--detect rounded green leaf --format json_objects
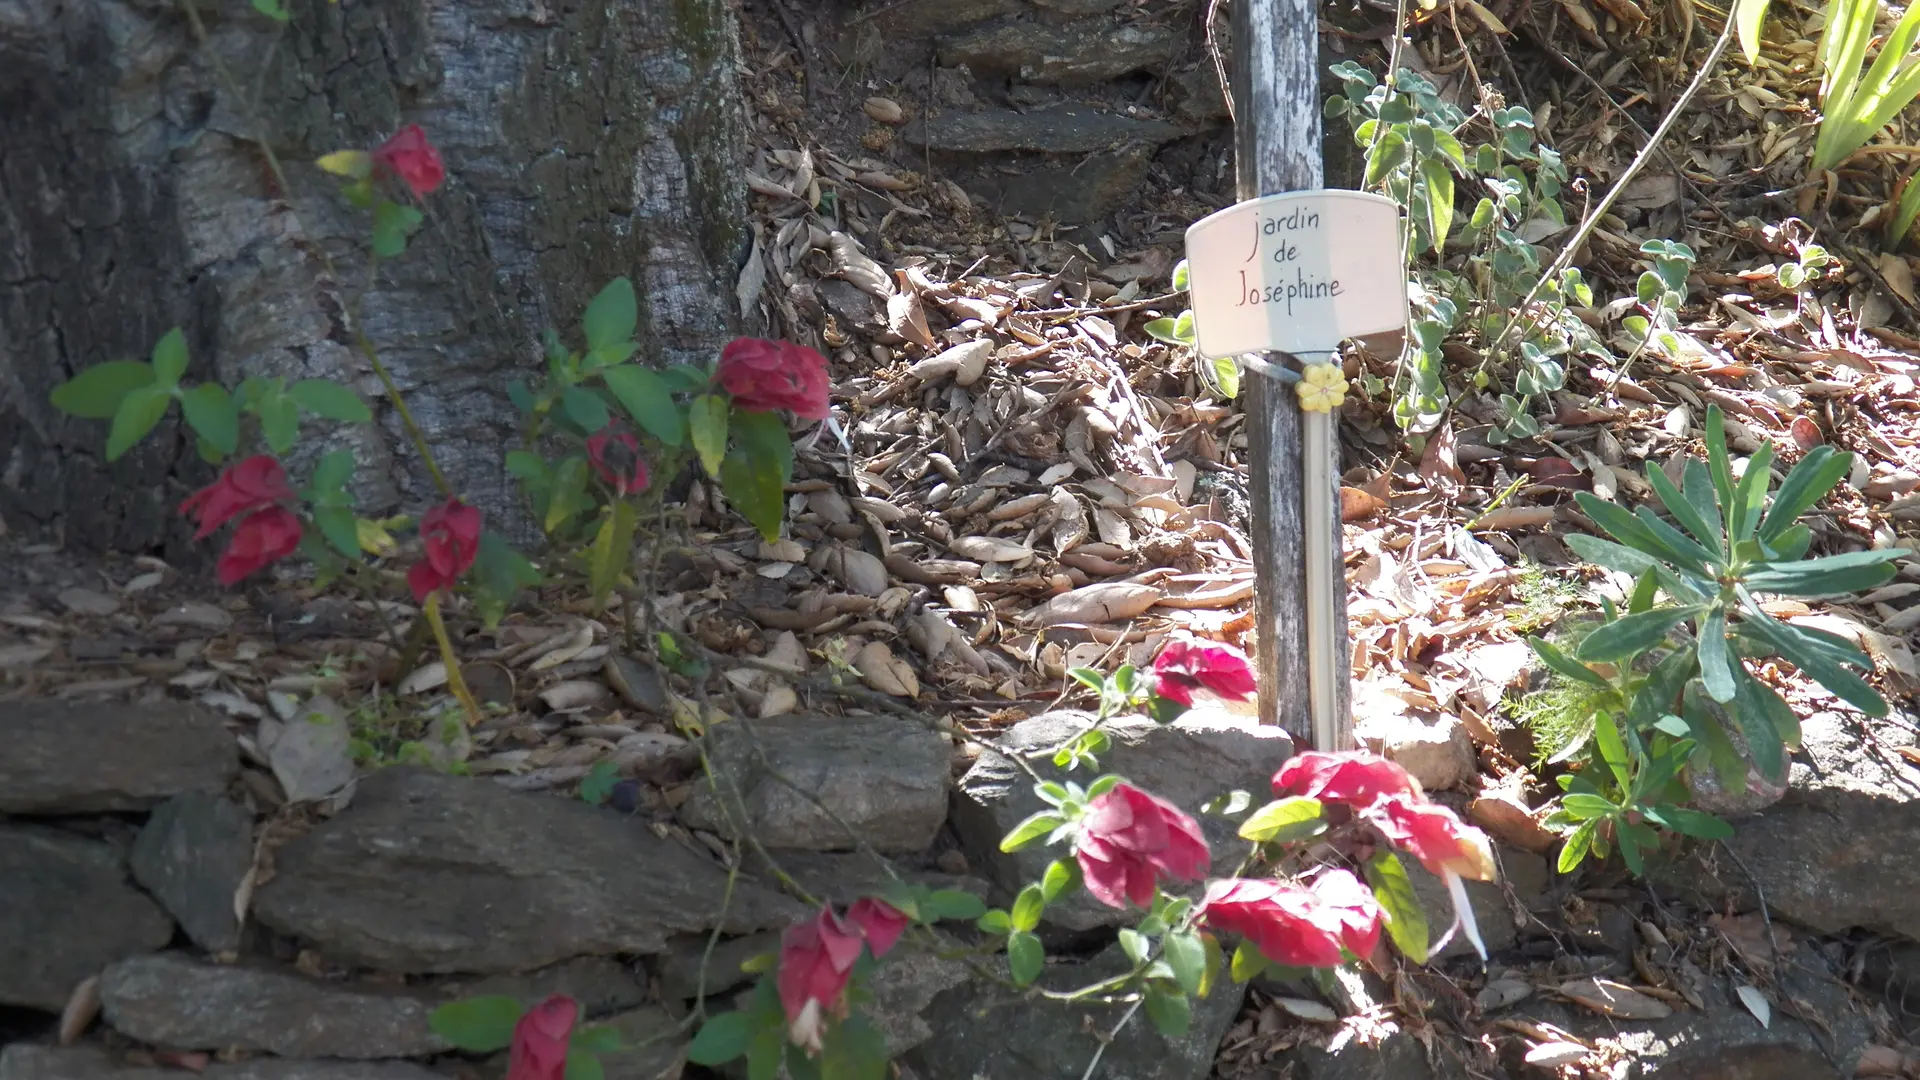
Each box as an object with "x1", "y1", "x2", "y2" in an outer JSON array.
[
  {"x1": 687, "y1": 1010, "x2": 756, "y2": 1066},
  {"x1": 583, "y1": 278, "x2": 638, "y2": 352},
  {"x1": 1164, "y1": 928, "x2": 1207, "y2": 996},
  {"x1": 999, "y1": 810, "x2": 1065, "y2": 853},
  {"x1": 688, "y1": 394, "x2": 729, "y2": 479},
  {"x1": 1143, "y1": 984, "x2": 1192, "y2": 1038},
  {"x1": 427, "y1": 996, "x2": 524, "y2": 1052},
  {"x1": 924, "y1": 889, "x2": 987, "y2": 922},
  {"x1": 720, "y1": 444, "x2": 786, "y2": 544},
  {"x1": 1007, "y1": 930, "x2": 1044, "y2": 986},
  {"x1": 289, "y1": 380, "x2": 374, "y2": 423},
  {"x1": 150, "y1": 328, "x2": 190, "y2": 386},
  {"x1": 1237, "y1": 796, "x2": 1326, "y2": 843},
  {"x1": 180, "y1": 383, "x2": 239, "y2": 455},
  {"x1": 371, "y1": 200, "x2": 425, "y2": 258},
  {"x1": 1010, "y1": 884, "x2": 1046, "y2": 933},
  {"x1": 51, "y1": 361, "x2": 156, "y2": 419},
  {"x1": 1575, "y1": 606, "x2": 1702, "y2": 663},
  {"x1": 601, "y1": 365, "x2": 686, "y2": 446},
  {"x1": 105, "y1": 384, "x2": 173, "y2": 462},
  {"x1": 1363, "y1": 850, "x2": 1428, "y2": 963},
  {"x1": 561, "y1": 385, "x2": 611, "y2": 434}
]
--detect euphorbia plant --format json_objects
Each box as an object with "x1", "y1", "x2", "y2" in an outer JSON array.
[{"x1": 684, "y1": 639, "x2": 1499, "y2": 1080}]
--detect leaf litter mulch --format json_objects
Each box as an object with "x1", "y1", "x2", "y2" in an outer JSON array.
[{"x1": 10, "y1": 0, "x2": 1920, "y2": 1073}]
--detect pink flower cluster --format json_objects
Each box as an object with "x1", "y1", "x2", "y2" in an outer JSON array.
[{"x1": 777, "y1": 898, "x2": 909, "y2": 1056}]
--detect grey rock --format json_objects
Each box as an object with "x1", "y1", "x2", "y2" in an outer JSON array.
[
  {"x1": 856, "y1": 0, "x2": 1023, "y2": 40},
  {"x1": 0, "y1": 826, "x2": 174, "y2": 1010},
  {"x1": 658, "y1": 931, "x2": 781, "y2": 1002},
  {"x1": 1354, "y1": 712, "x2": 1477, "y2": 793},
  {"x1": 905, "y1": 106, "x2": 1182, "y2": 155},
  {"x1": 98, "y1": 953, "x2": 446, "y2": 1059},
  {"x1": 680, "y1": 716, "x2": 951, "y2": 854},
  {"x1": 1030, "y1": 0, "x2": 1128, "y2": 11},
  {"x1": 605, "y1": 654, "x2": 671, "y2": 714},
  {"x1": 1678, "y1": 712, "x2": 1920, "y2": 942},
  {"x1": 580, "y1": 1007, "x2": 686, "y2": 1080},
  {"x1": 253, "y1": 767, "x2": 804, "y2": 973},
  {"x1": 1404, "y1": 859, "x2": 1519, "y2": 961},
  {"x1": 938, "y1": 22, "x2": 1182, "y2": 84},
  {"x1": 952, "y1": 711, "x2": 1294, "y2": 931},
  {"x1": 128, "y1": 792, "x2": 254, "y2": 955},
  {"x1": 903, "y1": 944, "x2": 1245, "y2": 1080},
  {"x1": 0, "y1": 1047, "x2": 445, "y2": 1080},
  {"x1": 441, "y1": 957, "x2": 648, "y2": 1018},
  {"x1": 0, "y1": 701, "x2": 236, "y2": 814},
  {"x1": 1167, "y1": 67, "x2": 1231, "y2": 125},
  {"x1": 863, "y1": 939, "x2": 975, "y2": 1057},
  {"x1": 740, "y1": 849, "x2": 993, "y2": 910},
  {"x1": 1283, "y1": 1028, "x2": 1466, "y2": 1080}
]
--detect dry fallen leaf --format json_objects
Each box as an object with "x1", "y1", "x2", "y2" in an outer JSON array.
[
  {"x1": 1022, "y1": 582, "x2": 1161, "y2": 627},
  {"x1": 853, "y1": 641, "x2": 919, "y2": 698},
  {"x1": 1558, "y1": 978, "x2": 1671, "y2": 1019}
]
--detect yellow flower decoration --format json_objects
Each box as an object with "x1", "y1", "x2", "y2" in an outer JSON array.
[{"x1": 1296, "y1": 363, "x2": 1349, "y2": 413}]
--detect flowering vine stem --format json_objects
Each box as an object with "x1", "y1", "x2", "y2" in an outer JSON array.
[{"x1": 421, "y1": 593, "x2": 482, "y2": 725}]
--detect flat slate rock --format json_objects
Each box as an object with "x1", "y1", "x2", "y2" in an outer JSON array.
[
  {"x1": 0, "y1": 826, "x2": 174, "y2": 1011},
  {"x1": 253, "y1": 767, "x2": 805, "y2": 973},
  {"x1": 0, "y1": 1046, "x2": 443, "y2": 1080},
  {"x1": 438, "y1": 957, "x2": 647, "y2": 1018},
  {"x1": 98, "y1": 953, "x2": 447, "y2": 1059},
  {"x1": 679, "y1": 715, "x2": 950, "y2": 854},
  {"x1": 0, "y1": 700, "x2": 236, "y2": 814},
  {"x1": 938, "y1": 22, "x2": 1181, "y2": 84},
  {"x1": 128, "y1": 792, "x2": 254, "y2": 955},
  {"x1": 904, "y1": 107, "x2": 1183, "y2": 155},
  {"x1": 953, "y1": 711, "x2": 1294, "y2": 931}
]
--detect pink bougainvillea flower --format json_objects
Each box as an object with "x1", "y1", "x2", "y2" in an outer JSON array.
[
  {"x1": 1271, "y1": 750, "x2": 1421, "y2": 810},
  {"x1": 504, "y1": 995, "x2": 577, "y2": 1080},
  {"x1": 215, "y1": 507, "x2": 303, "y2": 585},
  {"x1": 1074, "y1": 782, "x2": 1211, "y2": 910},
  {"x1": 586, "y1": 423, "x2": 649, "y2": 497},
  {"x1": 1307, "y1": 868, "x2": 1384, "y2": 960},
  {"x1": 180, "y1": 455, "x2": 293, "y2": 541},
  {"x1": 778, "y1": 907, "x2": 866, "y2": 1055},
  {"x1": 1367, "y1": 794, "x2": 1497, "y2": 960},
  {"x1": 406, "y1": 499, "x2": 482, "y2": 604},
  {"x1": 847, "y1": 897, "x2": 910, "y2": 959},
  {"x1": 716, "y1": 337, "x2": 832, "y2": 420},
  {"x1": 372, "y1": 124, "x2": 446, "y2": 197},
  {"x1": 1195, "y1": 878, "x2": 1347, "y2": 969},
  {"x1": 1151, "y1": 638, "x2": 1257, "y2": 706}
]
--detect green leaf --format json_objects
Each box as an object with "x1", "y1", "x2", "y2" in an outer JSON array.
[
  {"x1": 1229, "y1": 939, "x2": 1269, "y2": 983},
  {"x1": 471, "y1": 531, "x2": 542, "y2": 629},
  {"x1": 1000, "y1": 810, "x2": 1065, "y2": 853},
  {"x1": 1744, "y1": 549, "x2": 1902, "y2": 596},
  {"x1": 1595, "y1": 711, "x2": 1631, "y2": 791},
  {"x1": 251, "y1": 0, "x2": 291, "y2": 20},
  {"x1": 1172, "y1": 260, "x2": 1191, "y2": 291},
  {"x1": 977, "y1": 909, "x2": 1012, "y2": 935},
  {"x1": 427, "y1": 996, "x2": 525, "y2": 1052},
  {"x1": 1576, "y1": 606, "x2": 1703, "y2": 663},
  {"x1": 1735, "y1": 0, "x2": 1772, "y2": 63},
  {"x1": 924, "y1": 889, "x2": 988, "y2": 921},
  {"x1": 579, "y1": 760, "x2": 619, "y2": 806},
  {"x1": 721, "y1": 444, "x2": 787, "y2": 544},
  {"x1": 1558, "y1": 819, "x2": 1597, "y2": 873},
  {"x1": 259, "y1": 392, "x2": 300, "y2": 454},
  {"x1": 1647, "y1": 459, "x2": 1724, "y2": 556},
  {"x1": 1237, "y1": 796, "x2": 1327, "y2": 844},
  {"x1": 1738, "y1": 666, "x2": 1803, "y2": 750},
  {"x1": 1644, "y1": 804, "x2": 1735, "y2": 839},
  {"x1": 1143, "y1": 985, "x2": 1191, "y2": 1039},
  {"x1": 571, "y1": 1025, "x2": 623, "y2": 1054},
  {"x1": 372, "y1": 200, "x2": 425, "y2": 258},
  {"x1": 151, "y1": 328, "x2": 190, "y2": 387},
  {"x1": 105, "y1": 384, "x2": 173, "y2": 462},
  {"x1": 1143, "y1": 318, "x2": 1186, "y2": 346},
  {"x1": 746, "y1": 1026, "x2": 785, "y2": 1080},
  {"x1": 544, "y1": 457, "x2": 591, "y2": 534},
  {"x1": 1118, "y1": 927, "x2": 1149, "y2": 964},
  {"x1": 1704, "y1": 404, "x2": 1738, "y2": 524},
  {"x1": 1697, "y1": 606, "x2": 1738, "y2": 704},
  {"x1": 732, "y1": 408, "x2": 797, "y2": 488},
  {"x1": 1007, "y1": 931, "x2": 1044, "y2": 987},
  {"x1": 1633, "y1": 506, "x2": 1719, "y2": 571},
  {"x1": 180, "y1": 383, "x2": 239, "y2": 455},
  {"x1": 1164, "y1": 929, "x2": 1207, "y2": 996},
  {"x1": 689, "y1": 394, "x2": 729, "y2": 479},
  {"x1": 1199, "y1": 933, "x2": 1224, "y2": 999},
  {"x1": 564, "y1": 1050, "x2": 603, "y2": 1080},
  {"x1": 1525, "y1": 636, "x2": 1612, "y2": 689},
  {"x1": 1728, "y1": 442, "x2": 1776, "y2": 542},
  {"x1": 506, "y1": 450, "x2": 550, "y2": 485},
  {"x1": 312, "y1": 506, "x2": 361, "y2": 561},
  {"x1": 1563, "y1": 533, "x2": 1660, "y2": 578},
  {"x1": 1363, "y1": 850, "x2": 1428, "y2": 963},
  {"x1": 1572, "y1": 492, "x2": 1684, "y2": 564},
  {"x1": 51, "y1": 361, "x2": 156, "y2": 419},
  {"x1": 588, "y1": 501, "x2": 640, "y2": 611},
  {"x1": 1560, "y1": 793, "x2": 1617, "y2": 820},
  {"x1": 1011, "y1": 884, "x2": 1046, "y2": 933},
  {"x1": 583, "y1": 278, "x2": 638, "y2": 352},
  {"x1": 1420, "y1": 156, "x2": 1455, "y2": 251},
  {"x1": 1742, "y1": 611, "x2": 1888, "y2": 716},
  {"x1": 288, "y1": 380, "x2": 373, "y2": 423},
  {"x1": 1041, "y1": 860, "x2": 1075, "y2": 903},
  {"x1": 308, "y1": 450, "x2": 356, "y2": 495},
  {"x1": 560, "y1": 386, "x2": 611, "y2": 434},
  {"x1": 1761, "y1": 447, "x2": 1849, "y2": 541},
  {"x1": 1068, "y1": 667, "x2": 1107, "y2": 692},
  {"x1": 1364, "y1": 128, "x2": 1409, "y2": 188},
  {"x1": 1211, "y1": 355, "x2": 1241, "y2": 399},
  {"x1": 688, "y1": 1010, "x2": 755, "y2": 1065},
  {"x1": 602, "y1": 365, "x2": 687, "y2": 446}
]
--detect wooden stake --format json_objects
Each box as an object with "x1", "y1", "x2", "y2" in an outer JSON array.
[{"x1": 1232, "y1": 0, "x2": 1353, "y2": 751}]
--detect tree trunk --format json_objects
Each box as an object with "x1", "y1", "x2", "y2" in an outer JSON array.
[{"x1": 0, "y1": 0, "x2": 751, "y2": 558}]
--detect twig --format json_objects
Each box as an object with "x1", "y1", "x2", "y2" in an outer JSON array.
[
  {"x1": 1079, "y1": 998, "x2": 1145, "y2": 1080},
  {"x1": 1480, "y1": 8, "x2": 1738, "y2": 370}
]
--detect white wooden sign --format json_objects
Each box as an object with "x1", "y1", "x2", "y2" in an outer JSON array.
[{"x1": 1183, "y1": 190, "x2": 1407, "y2": 360}]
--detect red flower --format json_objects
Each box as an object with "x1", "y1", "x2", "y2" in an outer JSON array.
[
  {"x1": 1368, "y1": 794, "x2": 1496, "y2": 882},
  {"x1": 717, "y1": 337, "x2": 831, "y2": 420},
  {"x1": 586, "y1": 424, "x2": 649, "y2": 497},
  {"x1": 1195, "y1": 878, "x2": 1346, "y2": 969},
  {"x1": 216, "y1": 508, "x2": 303, "y2": 585},
  {"x1": 847, "y1": 897, "x2": 909, "y2": 959},
  {"x1": 180, "y1": 455, "x2": 293, "y2": 541},
  {"x1": 1074, "y1": 782, "x2": 1211, "y2": 910},
  {"x1": 505, "y1": 995, "x2": 576, "y2": 1080},
  {"x1": 373, "y1": 125, "x2": 446, "y2": 198},
  {"x1": 778, "y1": 907, "x2": 865, "y2": 1055},
  {"x1": 1272, "y1": 750, "x2": 1421, "y2": 811},
  {"x1": 406, "y1": 499, "x2": 482, "y2": 604},
  {"x1": 1308, "y1": 868, "x2": 1384, "y2": 960},
  {"x1": 1151, "y1": 638, "x2": 1257, "y2": 706}
]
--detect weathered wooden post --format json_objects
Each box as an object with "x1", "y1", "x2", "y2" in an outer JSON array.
[{"x1": 1182, "y1": 0, "x2": 1406, "y2": 751}]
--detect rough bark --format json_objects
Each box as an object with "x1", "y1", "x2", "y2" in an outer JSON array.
[{"x1": 0, "y1": 0, "x2": 750, "y2": 554}]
